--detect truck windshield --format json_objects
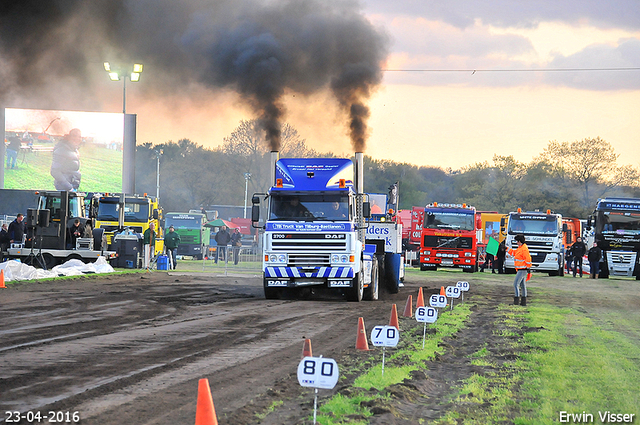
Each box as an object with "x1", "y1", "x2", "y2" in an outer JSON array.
[
  {"x1": 598, "y1": 211, "x2": 640, "y2": 235},
  {"x1": 270, "y1": 194, "x2": 349, "y2": 221},
  {"x1": 165, "y1": 215, "x2": 203, "y2": 228},
  {"x1": 423, "y1": 211, "x2": 474, "y2": 231},
  {"x1": 97, "y1": 200, "x2": 149, "y2": 222},
  {"x1": 508, "y1": 215, "x2": 558, "y2": 235}
]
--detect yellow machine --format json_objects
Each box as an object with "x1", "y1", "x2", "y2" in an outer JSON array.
[
  {"x1": 479, "y1": 212, "x2": 508, "y2": 244},
  {"x1": 94, "y1": 193, "x2": 164, "y2": 254}
]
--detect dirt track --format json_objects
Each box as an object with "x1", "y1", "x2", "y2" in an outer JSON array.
[{"x1": 1, "y1": 270, "x2": 637, "y2": 424}]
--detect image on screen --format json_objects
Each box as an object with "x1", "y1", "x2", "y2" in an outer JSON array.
[{"x1": 3, "y1": 107, "x2": 124, "y2": 192}]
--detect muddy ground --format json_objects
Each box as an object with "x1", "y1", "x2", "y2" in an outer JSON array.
[{"x1": 0, "y1": 269, "x2": 637, "y2": 424}]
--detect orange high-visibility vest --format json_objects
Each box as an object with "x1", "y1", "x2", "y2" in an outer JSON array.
[{"x1": 508, "y1": 244, "x2": 532, "y2": 270}]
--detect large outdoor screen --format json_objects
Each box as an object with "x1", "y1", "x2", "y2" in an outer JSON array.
[{"x1": 3, "y1": 107, "x2": 124, "y2": 192}]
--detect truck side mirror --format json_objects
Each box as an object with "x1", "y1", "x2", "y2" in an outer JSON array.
[
  {"x1": 562, "y1": 223, "x2": 568, "y2": 232},
  {"x1": 252, "y1": 205, "x2": 260, "y2": 222},
  {"x1": 363, "y1": 201, "x2": 371, "y2": 218},
  {"x1": 586, "y1": 217, "x2": 592, "y2": 230},
  {"x1": 153, "y1": 209, "x2": 159, "y2": 220}
]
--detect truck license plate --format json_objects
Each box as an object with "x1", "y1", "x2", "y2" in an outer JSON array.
[
  {"x1": 441, "y1": 260, "x2": 454, "y2": 266},
  {"x1": 329, "y1": 280, "x2": 351, "y2": 287}
]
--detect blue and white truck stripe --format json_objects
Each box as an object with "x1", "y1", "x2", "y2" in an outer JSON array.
[{"x1": 265, "y1": 266, "x2": 354, "y2": 278}]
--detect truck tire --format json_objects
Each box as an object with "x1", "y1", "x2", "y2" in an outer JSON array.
[
  {"x1": 42, "y1": 253, "x2": 58, "y2": 269},
  {"x1": 92, "y1": 228, "x2": 106, "y2": 251},
  {"x1": 364, "y1": 256, "x2": 379, "y2": 301},
  {"x1": 263, "y1": 278, "x2": 282, "y2": 300},
  {"x1": 346, "y1": 271, "x2": 363, "y2": 302}
]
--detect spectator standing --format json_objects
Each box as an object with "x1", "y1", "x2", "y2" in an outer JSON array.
[
  {"x1": 8, "y1": 214, "x2": 26, "y2": 245},
  {"x1": 588, "y1": 241, "x2": 603, "y2": 279},
  {"x1": 480, "y1": 252, "x2": 495, "y2": 273},
  {"x1": 507, "y1": 234, "x2": 532, "y2": 306},
  {"x1": 164, "y1": 225, "x2": 180, "y2": 269},
  {"x1": 571, "y1": 237, "x2": 587, "y2": 278},
  {"x1": 66, "y1": 219, "x2": 82, "y2": 249},
  {"x1": 143, "y1": 222, "x2": 156, "y2": 270},
  {"x1": 565, "y1": 244, "x2": 574, "y2": 274},
  {"x1": 495, "y1": 240, "x2": 506, "y2": 274},
  {"x1": 230, "y1": 228, "x2": 243, "y2": 265},
  {"x1": 6, "y1": 137, "x2": 21, "y2": 169},
  {"x1": 214, "y1": 225, "x2": 231, "y2": 263},
  {"x1": 1, "y1": 223, "x2": 10, "y2": 261}
]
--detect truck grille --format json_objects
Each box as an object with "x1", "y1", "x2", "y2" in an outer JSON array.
[
  {"x1": 269, "y1": 233, "x2": 347, "y2": 266},
  {"x1": 289, "y1": 253, "x2": 331, "y2": 266},
  {"x1": 423, "y1": 236, "x2": 473, "y2": 249},
  {"x1": 512, "y1": 240, "x2": 554, "y2": 252}
]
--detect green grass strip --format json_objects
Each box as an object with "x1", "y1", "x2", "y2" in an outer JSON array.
[
  {"x1": 436, "y1": 301, "x2": 640, "y2": 425},
  {"x1": 313, "y1": 303, "x2": 472, "y2": 424}
]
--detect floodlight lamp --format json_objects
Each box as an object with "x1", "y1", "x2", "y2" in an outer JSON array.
[
  {"x1": 130, "y1": 72, "x2": 140, "y2": 82},
  {"x1": 103, "y1": 62, "x2": 111, "y2": 72},
  {"x1": 108, "y1": 72, "x2": 121, "y2": 81},
  {"x1": 132, "y1": 63, "x2": 143, "y2": 73}
]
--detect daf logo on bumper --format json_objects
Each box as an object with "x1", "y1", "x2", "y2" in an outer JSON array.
[
  {"x1": 325, "y1": 234, "x2": 346, "y2": 239},
  {"x1": 267, "y1": 280, "x2": 289, "y2": 287}
]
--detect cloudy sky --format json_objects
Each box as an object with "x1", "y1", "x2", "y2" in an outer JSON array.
[
  {"x1": 2, "y1": 0, "x2": 639, "y2": 170},
  {"x1": 356, "y1": 0, "x2": 640, "y2": 169}
]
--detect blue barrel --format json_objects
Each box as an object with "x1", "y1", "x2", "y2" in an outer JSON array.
[{"x1": 157, "y1": 255, "x2": 169, "y2": 270}]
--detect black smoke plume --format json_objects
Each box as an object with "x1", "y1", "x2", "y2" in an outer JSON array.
[{"x1": 0, "y1": 0, "x2": 388, "y2": 151}]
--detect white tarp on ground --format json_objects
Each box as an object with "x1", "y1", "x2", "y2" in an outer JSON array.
[{"x1": 0, "y1": 256, "x2": 115, "y2": 281}]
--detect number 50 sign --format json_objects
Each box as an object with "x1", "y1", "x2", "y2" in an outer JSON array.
[{"x1": 297, "y1": 357, "x2": 339, "y2": 389}]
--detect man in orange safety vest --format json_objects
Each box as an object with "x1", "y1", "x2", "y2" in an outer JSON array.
[{"x1": 507, "y1": 234, "x2": 532, "y2": 306}]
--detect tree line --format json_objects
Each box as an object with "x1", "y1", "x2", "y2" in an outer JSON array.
[{"x1": 135, "y1": 120, "x2": 640, "y2": 219}]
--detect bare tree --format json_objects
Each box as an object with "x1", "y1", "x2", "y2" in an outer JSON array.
[{"x1": 539, "y1": 137, "x2": 639, "y2": 207}]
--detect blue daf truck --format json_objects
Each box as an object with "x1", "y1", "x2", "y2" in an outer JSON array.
[{"x1": 251, "y1": 153, "x2": 402, "y2": 301}]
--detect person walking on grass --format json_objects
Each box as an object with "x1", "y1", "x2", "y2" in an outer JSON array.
[{"x1": 507, "y1": 234, "x2": 532, "y2": 306}]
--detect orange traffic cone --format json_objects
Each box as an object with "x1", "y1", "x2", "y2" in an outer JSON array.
[
  {"x1": 302, "y1": 338, "x2": 313, "y2": 358},
  {"x1": 416, "y1": 287, "x2": 425, "y2": 307},
  {"x1": 389, "y1": 304, "x2": 399, "y2": 330},
  {"x1": 402, "y1": 295, "x2": 413, "y2": 317},
  {"x1": 440, "y1": 286, "x2": 448, "y2": 306},
  {"x1": 0, "y1": 270, "x2": 5, "y2": 289},
  {"x1": 195, "y1": 378, "x2": 218, "y2": 425},
  {"x1": 355, "y1": 317, "x2": 369, "y2": 351}
]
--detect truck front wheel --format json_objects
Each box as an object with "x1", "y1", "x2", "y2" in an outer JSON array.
[
  {"x1": 346, "y1": 272, "x2": 363, "y2": 302},
  {"x1": 364, "y1": 257, "x2": 379, "y2": 301},
  {"x1": 263, "y1": 279, "x2": 282, "y2": 300}
]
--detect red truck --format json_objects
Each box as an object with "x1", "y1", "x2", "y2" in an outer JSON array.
[{"x1": 419, "y1": 202, "x2": 480, "y2": 272}]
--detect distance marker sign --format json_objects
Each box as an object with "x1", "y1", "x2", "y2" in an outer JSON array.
[
  {"x1": 456, "y1": 281, "x2": 470, "y2": 291},
  {"x1": 370, "y1": 325, "x2": 399, "y2": 347},
  {"x1": 445, "y1": 286, "x2": 461, "y2": 298},
  {"x1": 429, "y1": 294, "x2": 447, "y2": 308},
  {"x1": 415, "y1": 306, "x2": 438, "y2": 323},
  {"x1": 297, "y1": 357, "x2": 339, "y2": 389}
]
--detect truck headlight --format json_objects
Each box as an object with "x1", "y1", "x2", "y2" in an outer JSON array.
[
  {"x1": 341, "y1": 255, "x2": 349, "y2": 263},
  {"x1": 268, "y1": 254, "x2": 287, "y2": 263},
  {"x1": 465, "y1": 252, "x2": 472, "y2": 257},
  {"x1": 423, "y1": 250, "x2": 430, "y2": 256},
  {"x1": 332, "y1": 254, "x2": 340, "y2": 263}
]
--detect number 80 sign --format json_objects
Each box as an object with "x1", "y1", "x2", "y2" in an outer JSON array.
[{"x1": 297, "y1": 357, "x2": 339, "y2": 389}]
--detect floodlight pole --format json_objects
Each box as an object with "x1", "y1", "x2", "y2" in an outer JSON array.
[
  {"x1": 155, "y1": 150, "x2": 163, "y2": 202},
  {"x1": 243, "y1": 173, "x2": 251, "y2": 218},
  {"x1": 122, "y1": 76, "x2": 127, "y2": 114}
]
